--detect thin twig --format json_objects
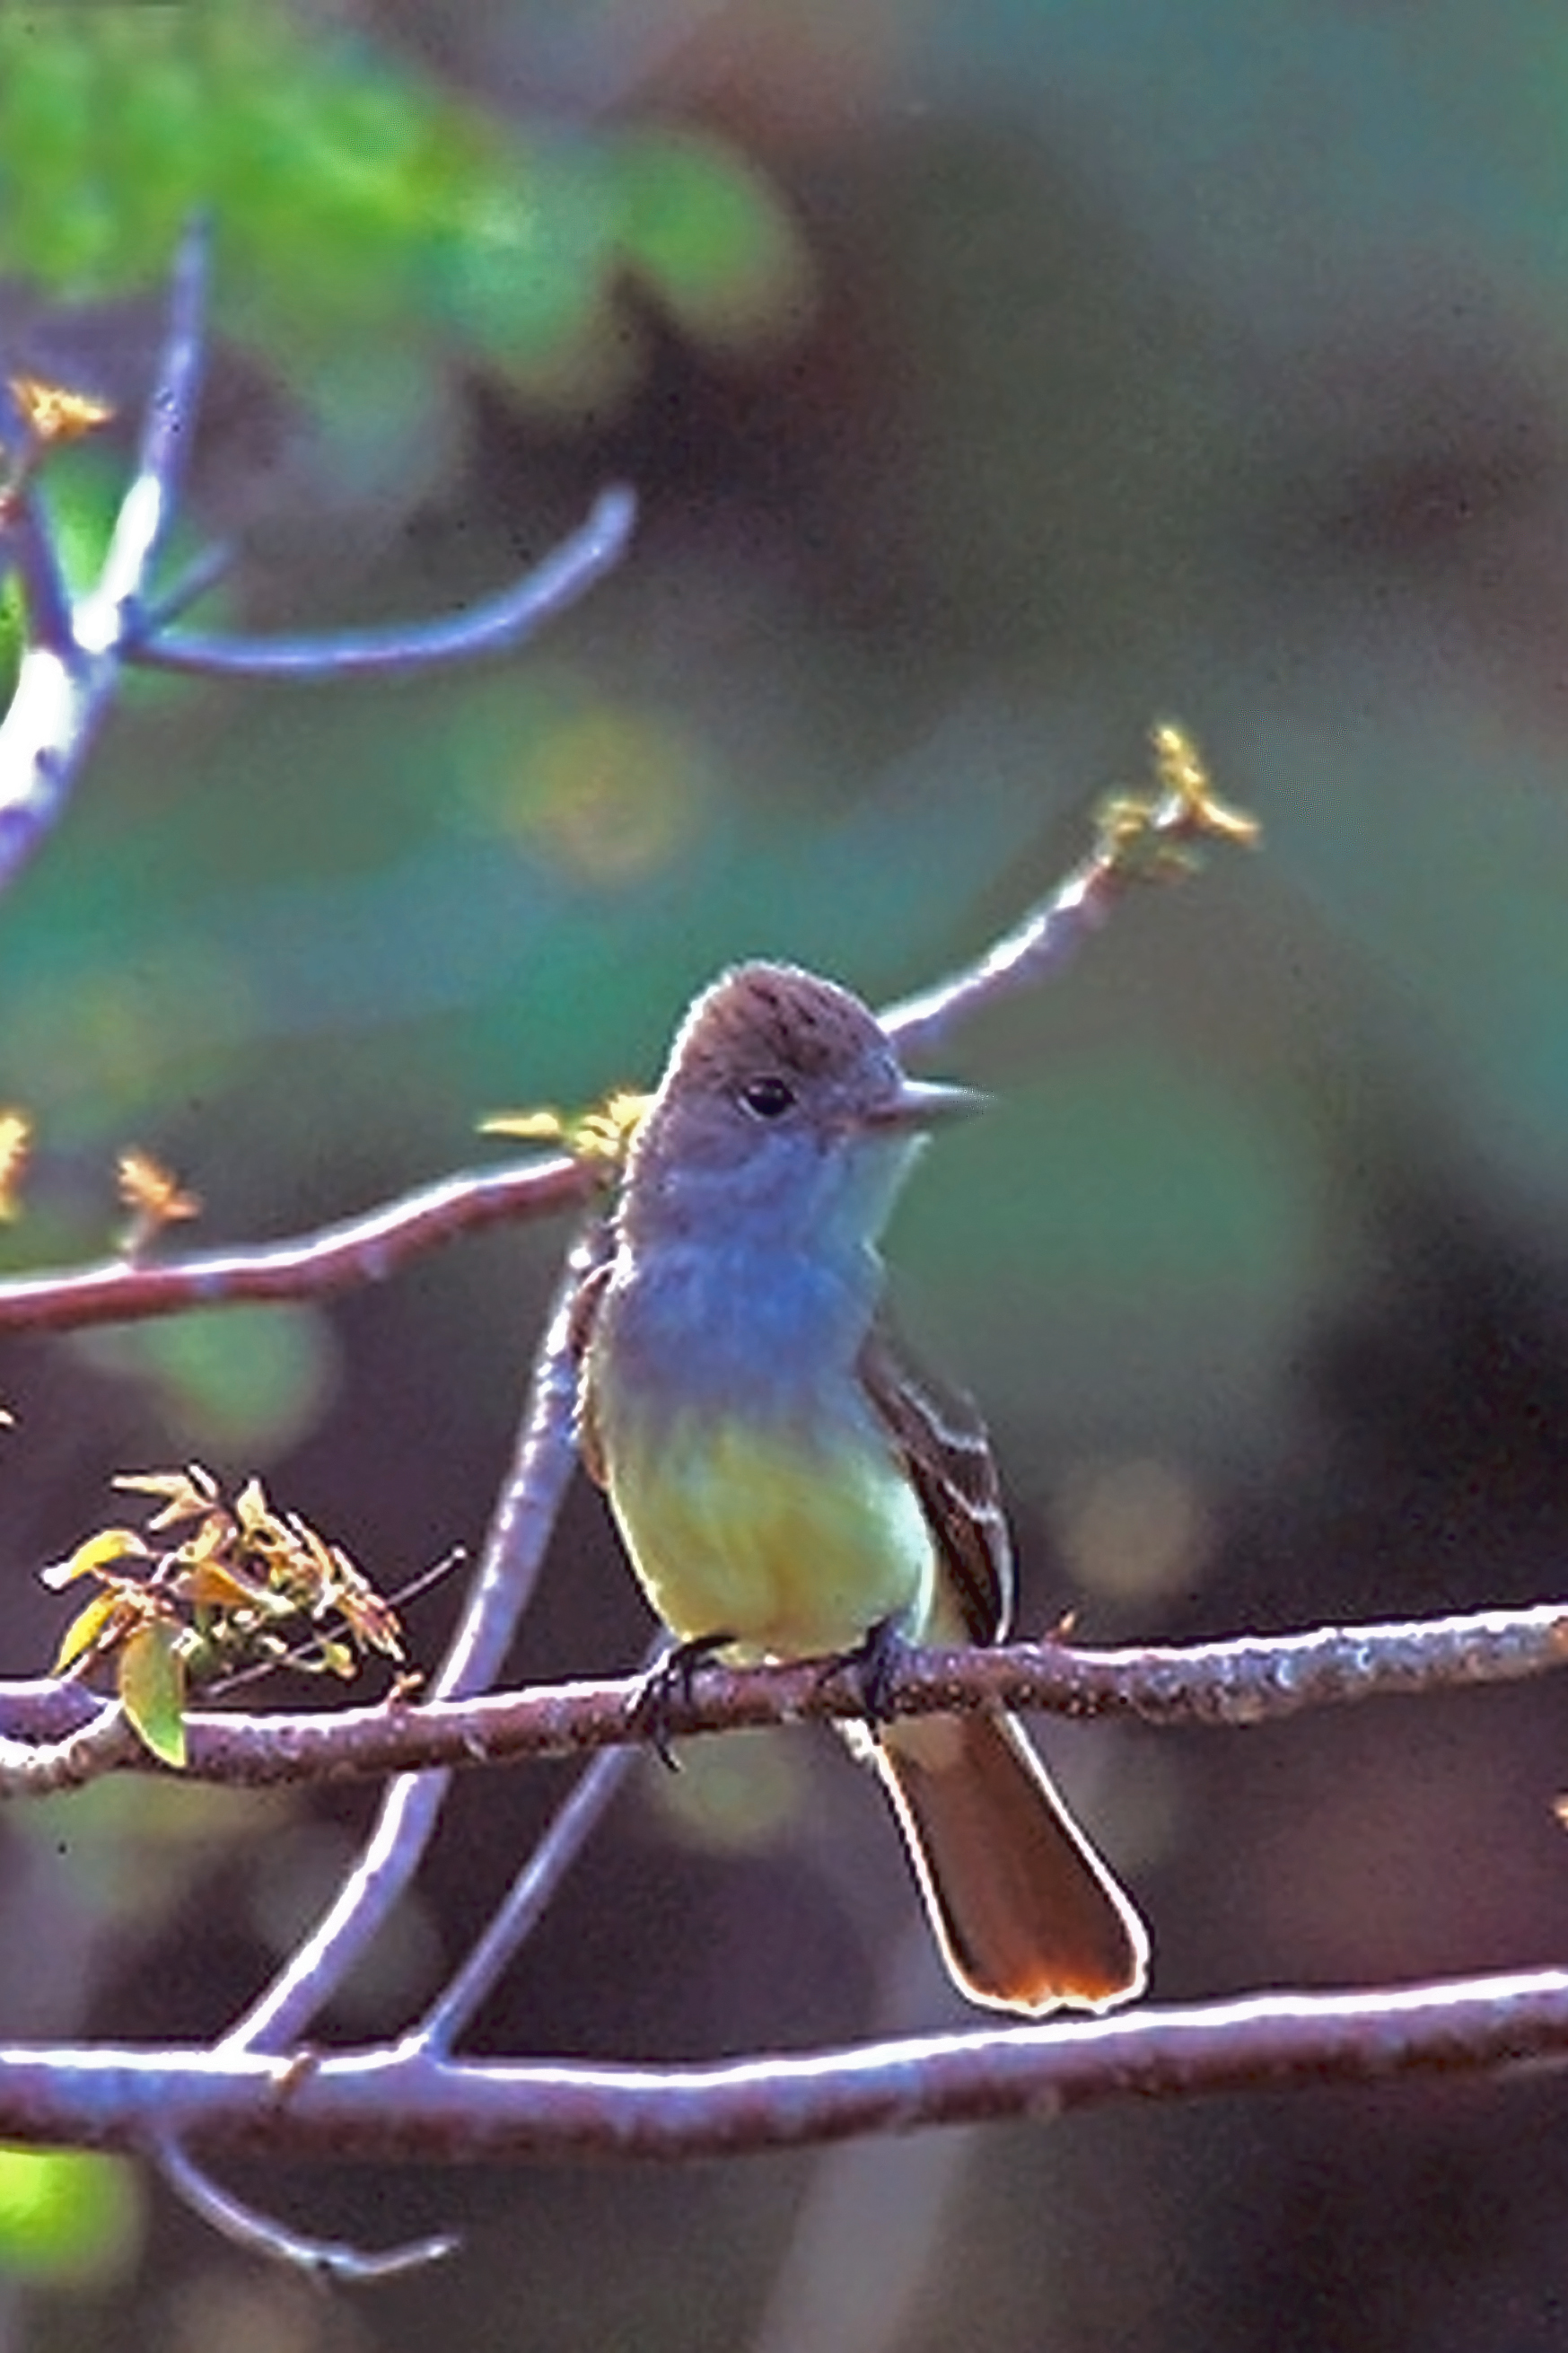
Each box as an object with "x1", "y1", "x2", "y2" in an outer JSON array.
[
  {"x1": 126, "y1": 486, "x2": 637, "y2": 680},
  {"x1": 882, "y1": 852, "x2": 1120, "y2": 1064},
  {"x1": 883, "y1": 723, "x2": 1257, "y2": 1062},
  {"x1": 412, "y1": 1734, "x2": 645, "y2": 2055},
  {"x1": 83, "y1": 215, "x2": 210, "y2": 642},
  {"x1": 133, "y1": 539, "x2": 235, "y2": 630},
  {"x1": 0, "y1": 224, "x2": 636, "y2": 897},
  {"x1": 154, "y1": 2133, "x2": 456, "y2": 2278}
]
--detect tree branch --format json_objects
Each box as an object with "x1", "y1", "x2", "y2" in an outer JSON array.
[
  {"x1": 0, "y1": 1154, "x2": 592, "y2": 1334},
  {"x1": 410, "y1": 1735, "x2": 644, "y2": 2055},
  {"x1": 0, "y1": 219, "x2": 210, "y2": 884},
  {"x1": 883, "y1": 722, "x2": 1257, "y2": 1062},
  {"x1": 0, "y1": 221, "x2": 636, "y2": 896},
  {"x1": 5, "y1": 1599, "x2": 1566, "y2": 1794},
  {"x1": 218, "y1": 1217, "x2": 609, "y2": 2056},
  {"x1": 0, "y1": 733, "x2": 1254, "y2": 1338},
  {"x1": 4, "y1": 1968, "x2": 1568, "y2": 2163}
]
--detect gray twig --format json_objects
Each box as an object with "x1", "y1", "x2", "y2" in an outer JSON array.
[{"x1": 127, "y1": 486, "x2": 637, "y2": 680}]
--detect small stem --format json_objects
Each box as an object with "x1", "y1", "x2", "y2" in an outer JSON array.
[{"x1": 128, "y1": 486, "x2": 636, "y2": 680}]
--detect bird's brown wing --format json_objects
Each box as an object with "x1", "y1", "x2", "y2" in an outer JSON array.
[{"x1": 858, "y1": 1317, "x2": 1013, "y2": 1646}]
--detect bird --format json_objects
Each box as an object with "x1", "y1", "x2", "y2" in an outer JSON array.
[{"x1": 572, "y1": 959, "x2": 1149, "y2": 2015}]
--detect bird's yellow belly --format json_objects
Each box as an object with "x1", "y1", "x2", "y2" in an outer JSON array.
[{"x1": 607, "y1": 1413, "x2": 935, "y2": 1659}]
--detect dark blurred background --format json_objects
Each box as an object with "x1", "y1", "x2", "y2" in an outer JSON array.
[{"x1": 4, "y1": 1, "x2": 1568, "y2": 2347}]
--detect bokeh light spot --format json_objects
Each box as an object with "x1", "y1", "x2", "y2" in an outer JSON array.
[
  {"x1": 492, "y1": 702, "x2": 711, "y2": 886},
  {"x1": 1055, "y1": 1454, "x2": 1213, "y2": 1607}
]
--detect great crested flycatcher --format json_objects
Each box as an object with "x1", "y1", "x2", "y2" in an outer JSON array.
[{"x1": 573, "y1": 960, "x2": 1149, "y2": 2015}]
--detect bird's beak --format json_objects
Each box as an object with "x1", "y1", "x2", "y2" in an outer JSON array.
[{"x1": 866, "y1": 1076, "x2": 991, "y2": 1131}]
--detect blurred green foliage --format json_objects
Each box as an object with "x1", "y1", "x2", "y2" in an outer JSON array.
[
  {"x1": 0, "y1": 572, "x2": 19, "y2": 707},
  {"x1": 0, "y1": 0, "x2": 809, "y2": 419},
  {"x1": 70, "y1": 1304, "x2": 339, "y2": 1457},
  {"x1": 0, "y1": 2147, "x2": 143, "y2": 2288}
]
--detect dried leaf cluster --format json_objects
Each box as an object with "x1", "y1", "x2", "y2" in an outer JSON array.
[{"x1": 44, "y1": 1466, "x2": 407, "y2": 1766}]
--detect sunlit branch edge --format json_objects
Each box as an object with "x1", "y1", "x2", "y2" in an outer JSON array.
[
  {"x1": 4, "y1": 1599, "x2": 1565, "y2": 1793},
  {"x1": 2, "y1": 1967, "x2": 1567, "y2": 2164}
]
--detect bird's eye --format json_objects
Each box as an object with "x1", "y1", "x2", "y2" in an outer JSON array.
[{"x1": 739, "y1": 1075, "x2": 796, "y2": 1119}]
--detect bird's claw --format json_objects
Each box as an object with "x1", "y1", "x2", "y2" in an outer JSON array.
[
  {"x1": 632, "y1": 1630, "x2": 735, "y2": 1769},
  {"x1": 819, "y1": 1613, "x2": 909, "y2": 1730}
]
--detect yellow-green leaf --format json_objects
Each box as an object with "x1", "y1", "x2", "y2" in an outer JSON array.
[
  {"x1": 50, "y1": 1588, "x2": 130, "y2": 1675},
  {"x1": 39, "y1": 1527, "x2": 147, "y2": 1590},
  {"x1": 118, "y1": 1622, "x2": 187, "y2": 1768}
]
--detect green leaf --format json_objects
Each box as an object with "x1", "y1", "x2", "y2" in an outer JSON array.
[
  {"x1": 118, "y1": 1621, "x2": 187, "y2": 1768},
  {"x1": 613, "y1": 128, "x2": 812, "y2": 350}
]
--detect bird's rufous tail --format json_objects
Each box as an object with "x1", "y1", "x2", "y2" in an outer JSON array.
[{"x1": 873, "y1": 1708, "x2": 1148, "y2": 2015}]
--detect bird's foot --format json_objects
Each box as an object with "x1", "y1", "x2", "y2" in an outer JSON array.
[
  {"x1": 819, "y1": 1613, "x2": 910, "y2": 1730},
  {"x1": 632, "y1": 1630, "x2": 735, "y2": 1770}
]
